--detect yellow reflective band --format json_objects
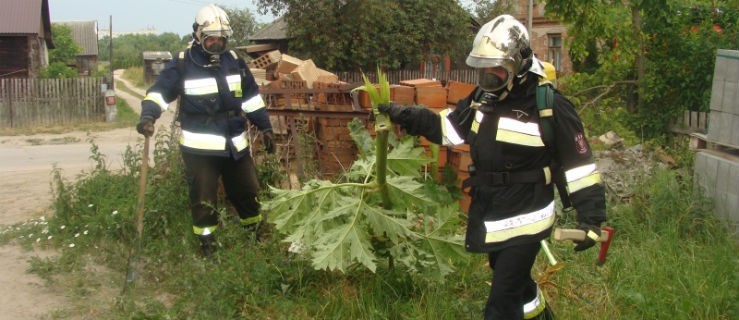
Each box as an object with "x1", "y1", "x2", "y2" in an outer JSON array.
[
  {"x1": 543, "y1": 166, "x2": 552, "y2": 185},
  {"x1": 496, "y1": 117, "x2": 545, "y2": 147},
  {"x1": 226, "y1": 74, "x2": 242, "y2": 97},
  {"x1": 184, "y1": 77, "x2": 219, "y2": 95},
  {"x1": 193, "y1": 225, "x2": 218, "y2": 236},
  {"x1": 587, "y1": 230, "x2": 601, "y2": 241},
  {"x1": 567, "y1": 172, "x2": 601, "y2": 193},
  {"x1": 231, "y1": 131, "x2": 249, "y2": 152},
  {"x1": 565, "y1": 163, "x2": 597, "y2": 182},
  {"x1": 496, "y1": 130, "x2": 546, "y2": 147},
  {"x1": 144, "y1": 92, "x2": 169, "y2": 111},
  {"x1": 539, "y1": 109, "x2": 553, "y2": 118},
  {"x1": 484, "y1": 201, "x2": 555, "y2": 243},
  {"x1": 470, "y1": 110, "x2": 484, "y2": 134},
  {"x1": 440, "y1": 109, "x2": 465, "y2": 146},
  {"x1": 523, "y1": 288, "x2": 547, "y2": 319},
  {"x1": 242, "y1": 94, "x2": 266, "y2": 113},
  {"x1": 240, "y1": 213, "x2": 262, "y2": 226},
  {"x1": 226, "y1": 74, "x2": 241, "y2": 91},
  {"x1": 180, "y1": 130, "x2": 227, "y2": 150}
]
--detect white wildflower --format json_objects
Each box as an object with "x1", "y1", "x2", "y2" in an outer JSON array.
[
  {"x1": 74, "y1": 233, "x2": 80, "y2": 238},
  {"x1": 288, "y1": 240, "x2": 305, "y2": 254},
  {"x1": 88, "y1": 204, "x2": 94, "y2": 208},
  {"x1": 36, "y1": 238, "x2": 41, "y2": 243},
  {"x1": 112, "y1": 210, "x2": 118, "y2": 216},
  {"x1": 47, "y1": 236, "x2": 52, "y2": 240},
  {"x1": 83, "y1": 230, "x2": 89, "y2": 235},
  {"x1": 60, "y1": 225, "x2": 66, "y2": 230},
  {"x1": 68, "y1": 243, "x2": 75, "y2": 248}
]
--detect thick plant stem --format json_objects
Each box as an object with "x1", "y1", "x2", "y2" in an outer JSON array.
[
  {"x1": 430, "y1": 142, "x2": 440, "y2": 181},
  {"x1": 374, "y1": 111, "x2": 392, "y2": 209}
]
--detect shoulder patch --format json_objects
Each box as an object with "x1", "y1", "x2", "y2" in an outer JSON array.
[{"x1": 574, "y1": 132, "x2": 588, "y2": 155}]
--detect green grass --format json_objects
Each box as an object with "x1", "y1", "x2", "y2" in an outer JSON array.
[
  {"x1": 2, "y1": 133, "x2": 736, "y2": 319},
  {"x1": 1, "y1": 70, "x2": 735, "y2": 318},
  {"x1": 121, "y1": 66, "x2": 146, "y2": 89}
]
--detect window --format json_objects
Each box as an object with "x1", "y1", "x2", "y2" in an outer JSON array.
[{"x1": 548, "y1": 35, "x2": 562, "y2": 71}]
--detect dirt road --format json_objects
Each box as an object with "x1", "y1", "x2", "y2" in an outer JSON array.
[{"x1": 0, "y1": 70, "x2": 174, "y2": 319}]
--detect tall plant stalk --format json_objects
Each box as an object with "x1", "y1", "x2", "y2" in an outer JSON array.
[{"x1": 356, "y1": 68, "x2": 392, "y2": 208}]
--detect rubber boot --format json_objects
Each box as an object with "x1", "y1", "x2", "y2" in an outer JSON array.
[{"x1": 198, "y1": 234, "x2": 218, "y2": 259}]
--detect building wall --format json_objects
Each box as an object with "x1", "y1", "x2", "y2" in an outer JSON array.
[
  {"x1": 0, "y1": 37, "x2": 29, "y2": 77},
  {"x1": 513, "y1": 0, "x2": 573, "y2": 76}
]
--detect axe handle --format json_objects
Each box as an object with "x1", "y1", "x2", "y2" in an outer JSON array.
[{"x1": 553, "y1": 228, "x2": 611, "y2": 242}]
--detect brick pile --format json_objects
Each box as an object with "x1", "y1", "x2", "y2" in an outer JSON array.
[{"x1": 249, "y1": 50, "x2": 478, "y2": 209}]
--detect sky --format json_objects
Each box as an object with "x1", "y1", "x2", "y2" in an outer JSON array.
[{"x1": 49, "y1": 0, "x2": 277, "y2": 36}]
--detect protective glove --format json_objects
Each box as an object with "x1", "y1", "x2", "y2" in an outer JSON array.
[
  {"x1": 377, "y1": 102, "x2": 405, "y2": 123},
  {"x1": 262, "y1": 129, "x2": 275, "y2": 154},
  {"x1": 136, "y1": 116, "x2": 155, "y2": 137},
  {"x1": 573, "y1": 223, "x2": 601, "y2": 252}
]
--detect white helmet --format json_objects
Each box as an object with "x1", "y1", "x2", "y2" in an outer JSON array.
[
  {"x1": 193, "y1": 4, "x2": 232, "y2": 55},
  {"x1": 466, "y1": 15, "x2": 535, "y2": 93}
]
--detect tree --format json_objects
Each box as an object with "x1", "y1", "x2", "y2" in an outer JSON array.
[
  {"x1": 98, "y1": 33, "x2": 188, "y2": 69},
  {"x1": 219, "y1": 5, "x2": 264, "y2": 48},
  {"x1": 40, "y1": 24, "x2": 81, "y2": 78},
  {"x1": 255, "y1": 0, "x2": 472, "y2": 71},
  {"x1": 469, "y1": 0, "x2": 515, "y2": 23},
  {"x1": 545, "y1": 0, "x2": 738, "y2": 138}
]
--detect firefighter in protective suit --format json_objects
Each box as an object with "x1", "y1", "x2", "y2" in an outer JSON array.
[
  {"x1": 379, "y1": 15, "x2": 606, "y2": 319},
  {"x1": 136, "y1": 4, "x2": 274, "y2": 258}
]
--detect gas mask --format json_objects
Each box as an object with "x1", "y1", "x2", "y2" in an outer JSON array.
[{"x1": 470, "y1": 90, "x2": 499, "y2": 113}]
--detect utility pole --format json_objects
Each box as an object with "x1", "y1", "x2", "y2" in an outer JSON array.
[
  {"x1": 109, "y1": 15, "x2": 114, "y2": 89},
  {"x1": 527, "y1": 0, "x2": 533, "y2": 31}
]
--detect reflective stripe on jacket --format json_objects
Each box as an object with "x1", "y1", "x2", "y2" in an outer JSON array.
[
  {"x1": 141, "y1": 44, "x2": 272, "y2": 159},
  {"x1": 437, "y1": 75, "x2": 605, "y2": 252}
]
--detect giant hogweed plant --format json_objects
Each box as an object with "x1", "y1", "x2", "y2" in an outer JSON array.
[{"x1": 265, "y1": 70, "x2": 467, "y2": 281}]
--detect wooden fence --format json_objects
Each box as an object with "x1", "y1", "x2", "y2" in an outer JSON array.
[
  {"x1": 0, "y1": 77, "x2": 106, "y2": 129},
  {"x1": 336, "y1": 69, "x2": 478, "y2": 85},
  {"x1": 670, "y1": 110, "x2": 708, "y2": 134}
]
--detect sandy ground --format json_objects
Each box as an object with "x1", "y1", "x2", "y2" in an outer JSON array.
[{"x1": 0, "y1": 70, "x2": 174, "y2": 319}]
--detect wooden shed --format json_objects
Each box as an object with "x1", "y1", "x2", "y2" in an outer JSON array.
[
  {"x1": 142, "y1": 51, "x2": 172, "y2": 84},
  {"x1": 0, "y1": 0, "x2": 55, "y2": 78}
]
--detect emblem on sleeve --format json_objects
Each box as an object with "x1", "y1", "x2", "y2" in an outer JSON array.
[{"x1": 574, "y1": 132, "x2": 588, "y2": 155}]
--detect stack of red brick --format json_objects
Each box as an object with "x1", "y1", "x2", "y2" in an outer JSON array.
[{"x1": 249, "y1": 49, "x2": 477, "y2": 210}]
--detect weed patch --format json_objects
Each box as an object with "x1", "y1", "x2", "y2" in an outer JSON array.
[{"x1": 4, "y1": 128, "x2": 737, "y2": 319}]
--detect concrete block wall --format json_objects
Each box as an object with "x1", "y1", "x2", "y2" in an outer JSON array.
[
  {"x1": 694, "y1": 49, "x2": 739, "y2": 236},
  {"x1": 694, "y1": 151, "x2": 739, "y2": 235},
  {"x1": 707, "y1": 49, "x2": 739, "y2": 147}
]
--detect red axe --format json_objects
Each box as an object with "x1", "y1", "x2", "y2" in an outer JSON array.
[{"x1": 553, "y1": 226, "x2": 615, "y2": 265}]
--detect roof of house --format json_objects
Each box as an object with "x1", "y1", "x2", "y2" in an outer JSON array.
[
  {"x1": 248, "y1": 16, "x2": 290, "y2": 41},
  {"x1": 0, "y1": 0, "x2": 54, "y2": 48},
  {"x1": 54, "y1": 21, "x2": 99, "y2": 56}
]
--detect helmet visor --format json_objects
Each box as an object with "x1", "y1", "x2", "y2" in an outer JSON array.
[
  {"x1": 478, "y1": 66, "x2": 511, "y2": 92},
  {"x1": 202, "y1": 35, "x2": 228, "y2": 55}
]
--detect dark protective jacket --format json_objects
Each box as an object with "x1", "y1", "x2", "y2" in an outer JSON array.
[
  {"x1": 395, "y1": 74, "x2": 606, "y2": 253},
  {"x1": 140, "y1": 43, "x2": 272, "y2": 160}
]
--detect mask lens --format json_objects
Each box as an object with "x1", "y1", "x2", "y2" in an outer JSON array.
[
  {"x1": 203, "y1": 35, "x2": 227, "y2": 54},
  {"x1": 478, "y1": 67, "x2": 510, "y2": 92}
]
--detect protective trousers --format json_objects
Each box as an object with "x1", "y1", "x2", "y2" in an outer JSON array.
[
  {"x1": 182, "y1": 152, "x2": 261, "y2": 235},
  {"x1": 484, "y1": 241, "x2": 541, "y2": 320}
]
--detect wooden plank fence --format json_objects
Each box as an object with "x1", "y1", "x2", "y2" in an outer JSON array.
[
  {"x1": 0, "y1": 77, "x2": 106, "y2": 129},
  {"x1": 336, "y1": 69, "x2": 478, "y2": 85},
  {"x1": 670, "y1": 110, "x2": 708, "y2": 134}
]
